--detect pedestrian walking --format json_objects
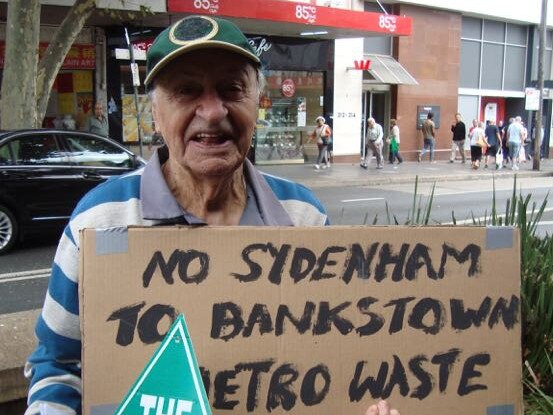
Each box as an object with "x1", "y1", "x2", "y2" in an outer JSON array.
[
  {"x1": 520, "y1": 121, "x2": 529, "y2": 162},
  {"x1": 484, "y1": 119, "x2": 501, "y2": 168},
  {"x1": 449, "y1": 112, "x2": 466, "y2": 163},
  {"x1": 470, "y1": 121, "x2": 487, "y2": 169},
  {"x1": 418, "y1": 112, "x2": 436, "y2": 162},
  {"x1": 387, "y1": 119, "x2": 403, "y2": 165},
  {"x1": 506, "y1": 116, "x2": 523, "y2": 170},
  {"x1": 361, "y1": 117, "x2": 384, "y2": 169},
  {"x1": 309, "y1": 115, "x2": 332, "y2": 169}
]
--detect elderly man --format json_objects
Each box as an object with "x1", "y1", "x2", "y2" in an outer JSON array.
[
  {"x1": 506, "y1": 115, "x2": 524, "y2": 171},
  {"x1": 361, "y1": 117, "x2": 384, "y2": 169},
  {"x1": 24, "y1": 16, "x2": 398, "y2": 415},
  {"x1": 83, "y1": 101, "x2": 109, "y2": 137}
]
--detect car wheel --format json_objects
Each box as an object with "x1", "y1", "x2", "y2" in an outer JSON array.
[{"x1": 0, "y1": 204, "x2": 18, "y2": 255}]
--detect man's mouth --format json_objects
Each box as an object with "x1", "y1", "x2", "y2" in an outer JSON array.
[{"x1": 193, "y1": 133, "x2": 229, "y2": 145}]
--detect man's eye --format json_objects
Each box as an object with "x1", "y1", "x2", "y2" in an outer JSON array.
[
  {"x1": 221, "y1": 83, "x2": 246, "y2": 99},
  {"x1": 177, "y1": 85, "x2": 200, "y2": 96}
]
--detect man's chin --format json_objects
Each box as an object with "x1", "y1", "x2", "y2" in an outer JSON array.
[{"x1": 188, "y1": 158, "x2": 242, "y2": 178}]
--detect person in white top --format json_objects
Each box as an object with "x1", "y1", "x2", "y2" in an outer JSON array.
[
  {"x1": 469, "y1": 121, "x2": 487, "y2": 169},
  {"x1": 309, "y1": 116, "x2": 332, "y2": 169},
  {"x1": 506, "y1": 116, "x2": 523, "y2": 170},
  {"x1": 387, "y1": 119, "x2": 403, "y2": 165}
]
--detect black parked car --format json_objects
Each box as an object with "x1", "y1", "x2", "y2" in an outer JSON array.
[{"x1": 0, "y1": 129, "x2": 146, "y2": 254}]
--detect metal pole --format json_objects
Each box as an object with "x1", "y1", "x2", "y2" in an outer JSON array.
[
  {"x1": 124, "y1": 27, "x2": 144, "y2": 158},
  {"x1": 533, "y1": 0, "x2": 547, "y2": 170}
]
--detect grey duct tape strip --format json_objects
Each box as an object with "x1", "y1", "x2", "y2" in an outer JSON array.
[
  {"x1": 89, "y1": 404, "x2": 119, "y2": 415},
  {"x1": 95, "y1": 227, "x2": 129, "y2": 255},
  {"x1": 486, "y1": 226, "x2": 514, "y2": 250},
  {"x1": 487, "y1": 404, "x2": 514, "y2": 415}
]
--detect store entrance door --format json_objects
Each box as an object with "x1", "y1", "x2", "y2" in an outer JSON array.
[{"x1": 361, "y1": 90, "x2": 388, "y2": 159}]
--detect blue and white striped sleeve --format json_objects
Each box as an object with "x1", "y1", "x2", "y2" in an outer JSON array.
[{"x1": 24, "y1": 225, "x2": 82, "y2": 415}]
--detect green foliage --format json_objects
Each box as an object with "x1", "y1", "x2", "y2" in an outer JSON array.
[
  {"x1": 449, "y1": 176, "x2": 553, "y2": 409},
  {"x1": 462, "y1": 177, "x2": 553, "y2": 402},
  {"x1": 524, "y1": 354, "x2": 553, "y2": 414}
]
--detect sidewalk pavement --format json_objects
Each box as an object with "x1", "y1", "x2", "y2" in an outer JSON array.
[{"x1": 258, "y1": 158, "x2": 553, "y2": 189}]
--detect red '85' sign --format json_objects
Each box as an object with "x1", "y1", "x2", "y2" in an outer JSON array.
[{"x1": 281, "y1": 79, "x2": 295, "y2": 97}]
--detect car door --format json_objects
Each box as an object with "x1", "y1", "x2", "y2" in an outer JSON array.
[{"x1": 0, "y1": 132, "x2": 77, "y2": 226}]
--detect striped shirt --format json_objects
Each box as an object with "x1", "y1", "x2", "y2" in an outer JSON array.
[{"x1": 24, "y1": 149, "x2": 328, "y2": 415}]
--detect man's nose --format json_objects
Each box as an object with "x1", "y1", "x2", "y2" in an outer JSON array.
[{"x1": 195, "y1": 90, "x2": 227, "y2": 122}]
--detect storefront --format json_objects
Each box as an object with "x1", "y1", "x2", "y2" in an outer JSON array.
[
  {"x1": 0, "y1": 42, "x2": 96, "y2": 129},
  {"x1": 164, "y1": 0, "x2": 411, "y2": 164},
  {"x1": 105, "y1": 30, "x2": 332, "y2": 163},
  {"x1": 105, "y1": 28, "x2": 161, "y2": 145},
  {"x1": 248, "y1": 36, "x2": 332, "y2": 164}
]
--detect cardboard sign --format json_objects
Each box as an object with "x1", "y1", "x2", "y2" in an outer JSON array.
[{"x1": 80, "y1": 226, "x2": 522, "y2": 415}]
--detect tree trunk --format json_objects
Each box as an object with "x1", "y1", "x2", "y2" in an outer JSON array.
[
  {"x1": 35, "y1": 0, "x2": 96, "y2": 127},
  {"x1": 0, "y1": 0, "x2": 40, "y2": 129}
]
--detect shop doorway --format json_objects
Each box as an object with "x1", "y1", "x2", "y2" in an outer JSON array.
[{"x1": 361, "y1": 90, "x2": 389, "y2": 158}]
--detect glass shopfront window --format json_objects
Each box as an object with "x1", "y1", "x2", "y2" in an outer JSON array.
[
  {"x1": 119, "y1": 65, "x2": 155, "y2": 144},
  {"x1": 255, "y1": 70, "x2": 324, "y2": 164}
]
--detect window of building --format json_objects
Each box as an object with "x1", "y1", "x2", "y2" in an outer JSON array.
[
  {"x1": 460, "y1": 41, "x2": 481, "y2": 88},
  {"x1": 483, "y1": 20, "x2": 505, "y2": 43},
  {"x1": 255, "y1": 70, "x2": 324, "y2": 164},
  {"x1": 481, "y1": 43, "x2": 504, "y2": 90},
  {"x1": 461, "y1": 17, "x2": 482, "y2": 39},
  {"x1": 119, "y1": 65, "x2": 155, "y2": 143},
  {"x1": 460, "y1": 17, "x2": 528, "y2": 91}
]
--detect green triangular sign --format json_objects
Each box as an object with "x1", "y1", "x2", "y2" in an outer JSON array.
[{"x1": 114, "y1": 314, "x2": 212, "y2": 415}]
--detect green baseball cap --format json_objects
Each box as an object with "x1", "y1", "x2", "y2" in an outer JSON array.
[{"x1": 145, "y1": 15, "x2": 260, "y2": 86}]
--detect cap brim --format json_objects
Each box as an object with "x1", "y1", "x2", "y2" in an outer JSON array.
[{"x1": 144, "y1": 41, "x2": 260, "y2": 86}]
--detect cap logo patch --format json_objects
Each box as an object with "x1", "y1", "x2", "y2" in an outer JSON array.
[{"x1": 169, "y1": 16, "x2": 218, "y2": 45}]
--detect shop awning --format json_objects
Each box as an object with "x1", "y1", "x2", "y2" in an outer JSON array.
[
  {"x1": 167, "y1": 0, "x2": 412, "y2": 39},
  {"x1": 363, "y1": 54, "x2": 418, "y2": 85}
]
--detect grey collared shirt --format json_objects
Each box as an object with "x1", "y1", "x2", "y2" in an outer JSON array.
[
  {"x1": 85, "y1": 115, "x2": 109, "y2": 137},
  {"x1": 140, "y1": 147, "x2": 294, "y2": 226}
]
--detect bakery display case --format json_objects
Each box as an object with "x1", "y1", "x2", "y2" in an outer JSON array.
[
  {"x1": 255, "y1": 97, "x2": 309, "y2": 164},
  {"x1": 254, "y1": 70, "x2": 324, "y2": 164}
]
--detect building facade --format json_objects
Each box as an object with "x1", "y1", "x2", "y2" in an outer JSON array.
[
  {"x1": 1, "y1": 0, "x2": 551, "y2": 162},
  {"x1": 385, "y1": 0, "x2": 553, "y2": 160}
]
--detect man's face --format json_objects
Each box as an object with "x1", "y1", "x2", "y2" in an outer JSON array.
[
  {"x1": 94, "y1": 103, "x2": 104, "y2": 118},
  {"x1": 368, "y1": 119, "x2": 375, "y2": 128},
  {"x1": 151, "y1": 50, "x2": 258, "y2": 179}
]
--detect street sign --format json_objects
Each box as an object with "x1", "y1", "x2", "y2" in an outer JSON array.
[
  {"x1": 525, "y1": 87, "x2": 540, "y2": 111},
  {"x1": 130, "y1": 63, "x2": 140, "y2": 87},
  {"x1": 114, "y1": 314, "x2": 211, "y2": 415}
]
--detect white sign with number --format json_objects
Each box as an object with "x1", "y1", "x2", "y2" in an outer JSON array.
[{"x1": 525, "y1": 87, "x2": 540, "y2": 111}]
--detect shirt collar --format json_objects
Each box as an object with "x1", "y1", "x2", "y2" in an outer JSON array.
[{"x1": 141, "y1": 147, "x2": 293, "y2": 226}]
